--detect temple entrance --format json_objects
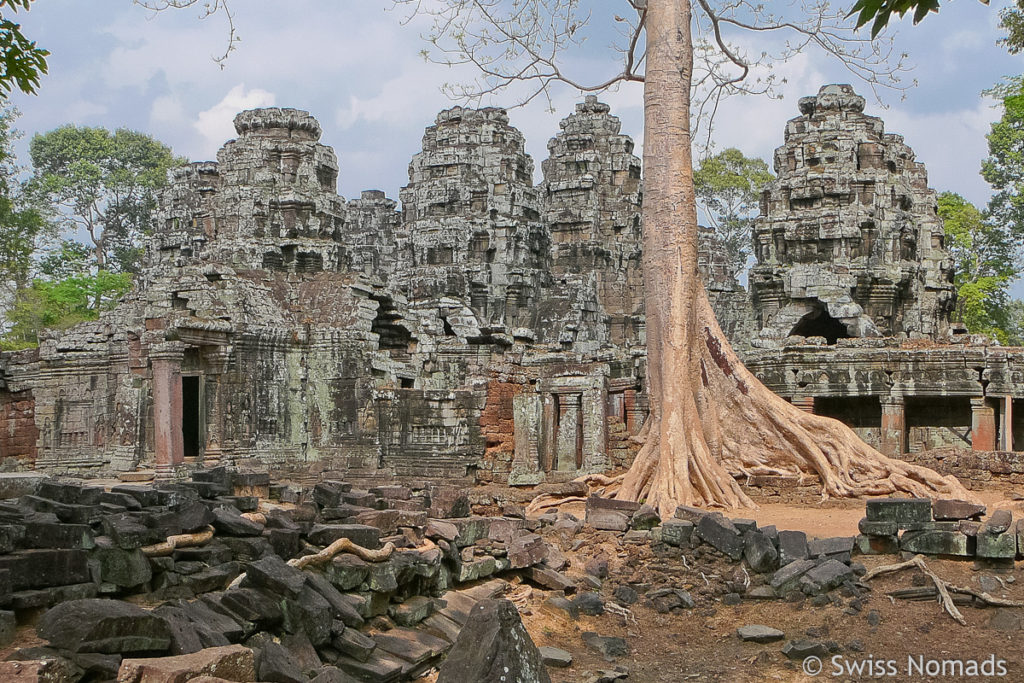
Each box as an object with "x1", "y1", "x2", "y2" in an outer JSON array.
[
  {"x1": 182, "y1": 376, "x2": 203, "y2": 460},
  {"x1": 790, "y1": 308, "x2": 851, "y2": 344}
]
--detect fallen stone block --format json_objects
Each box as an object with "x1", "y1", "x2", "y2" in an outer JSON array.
[
  {"x1": 373, "y1": 627, "x2": 448, "y2": 668},
  {"x1": 256, "y1": 640, "x2": 307, "y2": 683},
  {"x1": 0, "y1": 548, "x2": 90, "y2": 590},
  {"x1": 586, "y1": 496, "x2": 639, "y2": 532},
  {"x1": 507, "y1": 532, "x2": 547, "y2": 569},
  {"x1": 211, "y1": 508, "x2": 263, "y2": 537},
  {"x1": 389, "y1": 595, "x2": 434, "y2": 627},
  {"x1": 697, "y1": 514, "x2": 744, "y2": 560},
  {"x1": 520, "y1": 565, "x2": 575, "y2": 593},
  {"x1": 900, "y1": 529, "x2": 974, "y2": 556},
  {"x1": 581, "y1": 631, "x2": 628, "y2": 660},
  {"x1": 38, "y1": 599, "x2": 172, "y2": 654},
  {"x1": 800, "y1": 559, "x2": 854, "y2": 594},
  {"x1": 807, "y1": 536, "x2": 855, "y2": 559},
  {"x1": 977, "y1": 530, "x2": 1017, "y2": 559},
  {"x1": 984, "y1": 509, "x2": 1013, "y2": 535},
  {"x1": 539, "y1": 646, "x2": 572, "y2": 668},
  {"x1": 242, "y1": 555, "x2": 307, "y2": 598},
  {"x1": 932, "y1": 499, "x2": 986, "y2": 521},
  {"x1": 282, "y1": 585, "x2": 334, "y2": 646},
  {"x1": 858, "y1": 518, "x2": 898, "y2": 536},
  {"x1": 307, "y1": 524, "x2": 380, "y2": 550},
  {"x1": 334, "y1": 652, "x2": 404, "y2": 683},
  {"x1": 673, "y1": 505, "x2": 709, "y2": 523},
  {"x1": 438, "y1": 599, "x2": 550, "y2": 683},
  {"x1": 737, "y1": 625, "x2": 785, "y2": 643},
  {"x1": 428, "y1": 486, "x2": 470, "y2": 519},
  {"x1": 313, "y1": 481, "x2": 352, "y2": 508},
  {"x1": 21, "y1": 521, "x2": 93, "y2": 550},
  {"x1": 630, "y1": 504, "x2": 660, "y2": 530},
  {"x1": 94, "y1": 542, "x2": 152, "y2": 588},
  {"x1": 865, "y1": 498, "x2": 931, "y2": 527},
  {"x1": 743, "y1": 530, "x2": 778, "y2": 573},
  {"x1": 777, "y1": 530, "x2": 808, "y2": 566},
  {"x1": 0, "y1": 473, "x2": 47, "y2": 500},
  {"x1": 782, "y1": 639, "x2": 828, "y2": 660},
  {"x1": 118, "y1": 644, "x2": 255, "y2": 683},
  {"x1": 854, "y1": 534, "x2": 899, "y2": 556},
  {"x1": 770, "y1": 558, "x2": 816, "y2": 594},
  {"x1": 660, "y1": 519, "x2": 694, "y2": 547}
]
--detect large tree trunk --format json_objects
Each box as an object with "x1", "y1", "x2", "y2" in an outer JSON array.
[{"x1": 617, "y1": 0, "x2": 971, "y2": 518}]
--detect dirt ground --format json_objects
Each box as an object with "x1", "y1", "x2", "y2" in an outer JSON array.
[{"x1": 519, "y1": 493, "x2": 1024, "y2": 683}]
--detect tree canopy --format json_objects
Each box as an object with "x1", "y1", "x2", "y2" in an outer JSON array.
[
  {"x1": 0, "y1": 0, "x2": 47, "y2": 96},
  {"x1": 937, "y1": 191, "x2": 1020, "y2": 343},
  {"x1": 693, "y1": 148, "x2": 773, "y2": 276},
  {"x1": 848, "y1": 0, "x2": 990, "y2": 37},
  {"x1": 29, "y1": 125, "x2": 181, "y2": 275}
]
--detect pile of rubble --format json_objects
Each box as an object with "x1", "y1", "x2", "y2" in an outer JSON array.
[{"x1": 0, "y1": 470, "x2": 558, "y2": 682}]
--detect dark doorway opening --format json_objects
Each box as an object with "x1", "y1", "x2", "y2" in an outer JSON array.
[
  {"x1": 182, "y1": 376, "x2": 202, "y2": 460},
  {"x1": 790, "y1": 308, "x2": 851, "y2": 344}
]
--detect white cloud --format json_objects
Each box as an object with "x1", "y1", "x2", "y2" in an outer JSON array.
[{"x1": 194, "y1": 85, "x2": 277, "y2": 155}]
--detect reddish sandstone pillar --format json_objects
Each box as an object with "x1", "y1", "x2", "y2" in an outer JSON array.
[
  {"x1": 879, "y1": 396, "x2": 905, "y2": 457},
  {"x1": 151, "y1": 344, "x2": 185, "y2": 481},
  {"x1": 791, "y1": 396, "x2": 815, "y2": 413},
  {"x1": 971, "y1": 397, "x2": 997, "y2": 452}
]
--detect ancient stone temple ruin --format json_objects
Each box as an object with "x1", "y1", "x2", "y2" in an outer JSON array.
[
  {"x1": 2, "y1": 85, "x2": 1023, "y2": 488},
  {"x1": 745, "y1": 85, "x2": 1024, "y2": 471},
  {"x1": 0, "y1": 98, "x2": 678, "y2": 484}
]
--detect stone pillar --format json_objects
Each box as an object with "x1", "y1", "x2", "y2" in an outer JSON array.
[
  {"x1": 540, "y1": 394, "x2": 556, "y2": 472},
  {"x1": 623, "y1": 389, "x2": 641, "y2": 434},
  {"x1": 971, "y1": 397, "x2": 997, "y2": 452},
  {"x1": 792, "y1": 396, "x2": 815, "y2": 413},
  {"x1": 151, "y1": 344, "x2": 186, "y2": 481},
  {"x1": 879, "y1": 396, "x2": 905, "y2": 457},
  {"x1": 556, "y1": 393, "x2": 581, "y2": 472},
  {"x1": 201, "y1": 347, "x2": 229, "y2": 467},
  {"x1": 1003, "y1": 396, "x2": 1014, "y2": 451}
]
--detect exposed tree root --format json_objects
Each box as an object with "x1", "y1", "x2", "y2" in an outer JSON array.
[
  {"x1": 226, "y1": 538, "x2": 437, "y2": 590},
  {"x1": 241, "y1": 512, "x2": 266, "y2": 525},
  {"x1": 525, "y1": 496, "x2": 588, "y2": 515},
  {"x1": 861, "y1": 553, "x2": 1024, "y2": 625},
  {"x1": 616, "y1": 293, "x2": 975, "y2": 519},
  {"x1": 525, "y1": 473, "x2": 627, "y2": 515},
  {"x1": 862, "y1": 554, "x2": 967, "y2": 624},
  {"x1": 290, "y1": 538, "x2": 399, "y2": 569},
  {"x1": 141, "y1": 526, "x2": 215, "y2": 557}
]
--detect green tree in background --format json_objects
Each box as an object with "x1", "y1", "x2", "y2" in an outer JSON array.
[
  {"x1": 0, "y1": 106, "x2": 49, "y2": 305},
  {"x1": 981, "y1": 76, "x2": 1024, "y2": 242},
  {"x1": 1, "y1": 270, "x2": 132, "y2": 350},
  {"x1": 693, "y1": 148, "x2": 773, "y2": 276},
  {"x1": 0, "y1": 0, "x2": 47, "y2": 95},
  {"x1": 937, "y1": 191, "x2": 1021, "y2": 343},
  {"x1": 29, "y1": 125, "x2": 180, "y2": 275}
]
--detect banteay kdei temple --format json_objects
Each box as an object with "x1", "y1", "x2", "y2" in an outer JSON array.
[{"x1": 3, "y1": 84, "x2": 1024, "y2": 490}]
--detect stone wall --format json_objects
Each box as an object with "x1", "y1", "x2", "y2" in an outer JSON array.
[{"x1": 0, "y1": 388, "x2": 36, "y2": 464}]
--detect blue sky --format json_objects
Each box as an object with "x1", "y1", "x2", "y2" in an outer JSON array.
[{"x1": 6, "y1": 1, "x2": 1023, "y2": 273}]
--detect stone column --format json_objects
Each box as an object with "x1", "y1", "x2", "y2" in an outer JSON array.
[
  {"x1": 624, "y1": 389, "x2": 642, "y2": 434},
  {"x1": 151, "y1": 343, "x2": 186, "y2": 481},
  {"x1": 879, "y1": 395, "x2": 906, "y2": 457},
  {"x1": 201, "y1": 347, "x2": 229, "y2": 467},
  {"x1": 556, "y1": 393, "x2": 582, "y2": 472},
  {"x1": 971, "y1": 397, "x2": 997, "y2": 452},
  {"x1": 540, "y1": 394, "x2": 556, "y2": 472},
  {"x1": 791, "y1": 396, "x2": 815, "y2": 413},
  {"x1": 1003, "y1": 396, "x2": 1014, "y2": 451}
]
